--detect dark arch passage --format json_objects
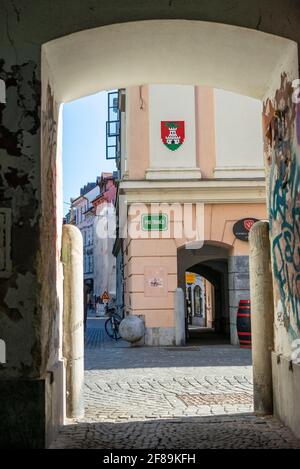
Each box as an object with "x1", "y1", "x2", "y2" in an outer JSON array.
[
  {"x1": 177, "y1": 243, "x2": 230, "y2": 344},
  {"x1": 188, "y1": 261, "x2": 229, "y2": 336}
]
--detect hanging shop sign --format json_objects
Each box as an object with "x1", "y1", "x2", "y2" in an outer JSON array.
[
  {"x1": 233, "y1": 218, "x2": 259, "y2": 241},
  {"x1": 141, "y1": 213, "x2": 168, "y2": 231},
  {"x1": 161, "y1": 121, "x2": 185, "y2": 151},
  {"x1": 185, "y1": 272, "x2": 196, "y2": 284}
]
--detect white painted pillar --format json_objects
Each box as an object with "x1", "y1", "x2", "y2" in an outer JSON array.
[
  {"x1": 249, "y1": 221, "x2": 274, "y2": 415},
  {"x1": 61, "y1": 225, "x2": 84, "y2": 419},
  {"x1": 174, "y1": 288, "x2": 186, "y2": 346}
]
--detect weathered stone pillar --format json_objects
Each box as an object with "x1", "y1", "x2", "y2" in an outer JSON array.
[
  {"x1": 228, "y1": 256, "x2": 250, "y2": 346},
  {"x1": 174, "y1": 288, "x2": 186, "y2": 346},
  {"x1": 61, "y1": 225, "x2": 84, "y2": 419},
  {"x1": 249, "y1": 221, "x2": 274, "y2": 415}
]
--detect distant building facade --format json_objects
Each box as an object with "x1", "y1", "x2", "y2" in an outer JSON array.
[
  {"x1": 67, "y1": 173, "x2": 117, "y2": 303},
  {"x1": 113, "y1": 85, "x2": 267, "y2": 346},
  {"x1": 69, "y1": 180, "x2": 100, "y2": 295},
  {"x1": 92, "y1": 173, "x2": 117, "y2": 303}
]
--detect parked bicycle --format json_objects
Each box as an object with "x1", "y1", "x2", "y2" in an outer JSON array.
[{"x1": 104, "y1": 307, "x2": 123, "y2": 341}]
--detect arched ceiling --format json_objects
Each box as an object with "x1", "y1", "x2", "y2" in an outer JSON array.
[{"x1": 42, "y1": 20, "x2": 297, "y2": 103}]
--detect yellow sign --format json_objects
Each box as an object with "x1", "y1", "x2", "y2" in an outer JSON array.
[
  {"x1": 101, "y1": 291, "x2": 109, "y2": 301},
  {"x1": 185, "y1": 272, "x2": 196, "y2": 284}
]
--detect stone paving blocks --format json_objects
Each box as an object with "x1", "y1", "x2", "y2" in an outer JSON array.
[{"x1": 50, "y1": 334, "x2": 300, "y2": 449}]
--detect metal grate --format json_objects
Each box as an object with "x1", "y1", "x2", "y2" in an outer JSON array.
[{"x1": 177, "y1": 392, "x2": 253, "y2": 406}]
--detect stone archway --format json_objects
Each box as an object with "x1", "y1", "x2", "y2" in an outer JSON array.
[
  {"x1": 39, "y1": 21, "x2": 299, "y2": 444},
  {"x1": 187, "y1": 261, "x2": 228, "y2": 337},
  {"x1": 178, "y1": 242, "x2": 231, "y2": 341},
  {"x1": 1, "y1": 8, "x2": 299, "y2": 447}
]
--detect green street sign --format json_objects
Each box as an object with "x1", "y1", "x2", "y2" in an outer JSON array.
[{"x1": 141, "y1": 213, "x2": 168, "y2": 231}]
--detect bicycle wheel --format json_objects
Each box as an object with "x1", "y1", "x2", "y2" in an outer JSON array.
[{"x1": 105, "y1": 316, "x2": 122, "y2": 340}]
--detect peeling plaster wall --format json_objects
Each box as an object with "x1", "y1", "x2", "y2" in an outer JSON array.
[
  {"x1": 263, "y1": 57, "x2": 300, "y2": 357},
  {"x1": 0, "y1": 53, "x2": 41, "y2": 377},
  {"x1": 40, "y1": 52, "x2": 63, "y2": 374},
  {"x1": 262, "y1": 55, "x2": 300, "y2": 437}
]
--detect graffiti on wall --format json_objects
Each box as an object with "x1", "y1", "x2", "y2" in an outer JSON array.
[{"x1": 263, "y1": 73, "x2": 300, "y2": 338}]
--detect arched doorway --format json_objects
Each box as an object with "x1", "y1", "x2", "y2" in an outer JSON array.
[{"x1": 178, "y1": 243, "x2": 230, "y2": 344}]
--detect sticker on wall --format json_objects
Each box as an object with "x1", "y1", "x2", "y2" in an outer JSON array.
[
  {"x1": 144, "y1": 266, "x2": 168, "y2": 297},
  {"x1": 161, "y1": 121, "x2": 185, "y2": 151},
  {"x1": 233, "y1": 218, "x2": 259, "y2": 242}
]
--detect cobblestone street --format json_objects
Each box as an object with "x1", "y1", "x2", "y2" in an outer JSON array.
[{"x1": 50, "y1": 319, "x2": 300, "y2": 449}]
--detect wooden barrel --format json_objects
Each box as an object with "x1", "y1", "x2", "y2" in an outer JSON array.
[{"x1": 237, "y1": 299, "x2": 251, "y2": 349}]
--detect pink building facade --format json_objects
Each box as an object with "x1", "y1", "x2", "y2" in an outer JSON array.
[{"x1": 116, "y1": 85, "x2": 267, "y2": 346}]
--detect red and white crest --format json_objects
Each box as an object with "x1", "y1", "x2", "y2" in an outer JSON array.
[
  {"x1": 161, "y1": 121, "x2": 185, "y2": 151},
  {"x1": 244, "y1": 219, "x2": 255, "y2": 231}
]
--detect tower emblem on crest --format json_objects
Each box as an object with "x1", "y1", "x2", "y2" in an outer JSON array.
[{"x1": 161, "y1": 121, "x2": 185, "y2": 151}]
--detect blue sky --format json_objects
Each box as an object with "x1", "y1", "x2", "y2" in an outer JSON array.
[{"x1": 62, "y1": 91, "x2": 116, "y2": 214}]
